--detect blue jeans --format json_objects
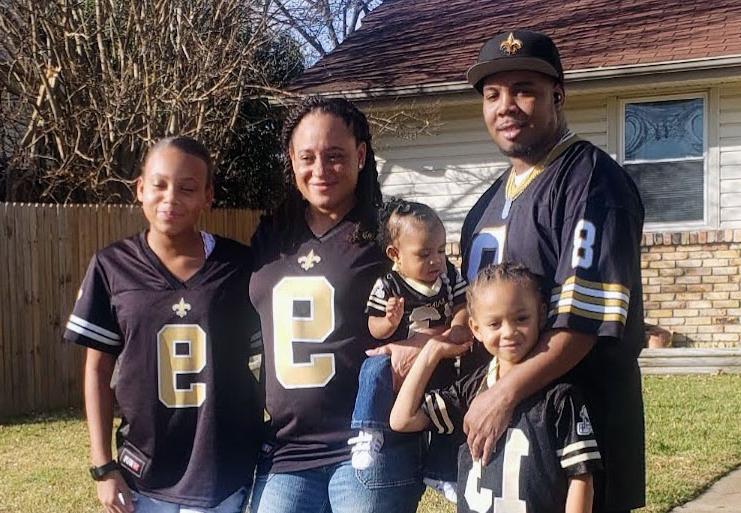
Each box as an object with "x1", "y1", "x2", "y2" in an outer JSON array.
[
  {"x1": 351, "y1": 355, "x2": 394, "y2": 430},
  {"x1": 250, "y1": 437, "x2": 424, "y2": 513},
  {"x1": 131, "y1": 488, "x2": 246, "y2": 513}
]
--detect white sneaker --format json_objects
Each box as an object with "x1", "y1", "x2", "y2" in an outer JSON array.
[
  {"x1": 348, "y1": 429, "x2": 384, "y2": 470},
  {"x1": 424, "y1": 477, "x2": 458, "y2": 503}
]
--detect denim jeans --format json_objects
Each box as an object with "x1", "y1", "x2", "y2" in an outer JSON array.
[
  {"x1": 130, "y1": 487, "x2": 247, "y2": 513},
  {"x1": 250, "y1": 436, "x2": 424, "y2": 513},
  {"x1": 351, "y1": 355, "x2": 394, "y2": 431}
]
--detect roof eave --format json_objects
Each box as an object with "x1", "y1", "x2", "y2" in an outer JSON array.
[{"x1": 302, "y1": 54, "x2": 741, "y2": 100}]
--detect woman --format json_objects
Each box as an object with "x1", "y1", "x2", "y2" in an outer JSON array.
[
  {"x1": 248, "y1": 97, "x2": 425, "y2": 513},
  {"x1": 65, "y1": 137, "x2": 262, "y2": 513}
]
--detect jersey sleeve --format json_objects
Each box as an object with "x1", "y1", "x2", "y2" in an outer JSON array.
[
  {"x1": 365, "y1": 276, "x2": 392, "y2": 317},
  {"x1": 64, "y1": 255, "x2": 123, "y2": 355},
  {"x1": 422, "y1": 360, "x2": 487, "y2": 435},
  {"x1": 548, "y1": 154, "x2": 644, "y2": 339},
  {"x1": 551, "y1": 385, "x2": 603, "y2": 477},
  {"x1": 446, "y1": 259, "x2": 468, "y2": 308}
]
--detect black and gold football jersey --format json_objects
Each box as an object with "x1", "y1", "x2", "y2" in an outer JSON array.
[
  {"x1": 249, "y1": 210, "x2": 398, "y2": 473},
  {"x1": 365, "y1": 260, "x2": 467, "y2": 341},
  {"x1": 460, "y1": 137, "x2": 645, "y2": 510},
  {"x1": 64, "y1": 233, "x2": 262, "y2": 508},
  {"x1": 424, "y1": 358, "x2": 602, "y2": 513}
]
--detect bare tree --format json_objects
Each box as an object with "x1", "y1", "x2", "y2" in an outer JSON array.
[
  {"x1": 267, "y1": 0, "x2": 383, "y2": 64},
  {"x1": 0, "y1": 0, "x2": 275, "y2": 203}
]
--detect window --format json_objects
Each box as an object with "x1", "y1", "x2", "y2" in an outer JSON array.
[{"x1": 621, "y1": 96, "x2": 706, "y2": 225}]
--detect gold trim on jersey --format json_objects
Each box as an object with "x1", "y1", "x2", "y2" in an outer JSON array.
[
  {"x1": 549, "y1": 276, "x2": 630, "y2": 325},
  {"x1": 504, "y1": 132, "x2": 580, "y2": 202}
]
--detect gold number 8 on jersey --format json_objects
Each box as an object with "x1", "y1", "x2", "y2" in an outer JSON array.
[
  {"x1": 157, "y1": 324, "x2": 207, "y2": 408},
  {"x1": 273, "y1": 276, "x2": 336, "y2": 389}
]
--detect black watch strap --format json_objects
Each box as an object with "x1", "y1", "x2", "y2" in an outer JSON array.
[{"x1": 89, "y1": 460, "x2": 120, "y2": 481}]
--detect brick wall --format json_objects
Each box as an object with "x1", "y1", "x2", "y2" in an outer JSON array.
[
  {"x1": 642, "y1": 230, "x2": 741, "y2": 347},
  {"x1": 448, "y1": 230, "x2": 741, "y2": 348}
]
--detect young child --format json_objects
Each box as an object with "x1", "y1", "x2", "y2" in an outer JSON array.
[
  {"x1": 349, "y1": 199, "x2": 468, "y2": 500},
  {"x1": 390, "y1": 262, "x2": 602, "y2": 513},
  {"x1": 64, "y1": 137, "x2": 263, "y2": 513}
]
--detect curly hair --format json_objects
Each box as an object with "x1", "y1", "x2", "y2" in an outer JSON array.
[
  {"x1": 274, "y1": 96, "x2": 383, "y2": 250},
  {"x1": 378, "y1": 198, "x2": 444, "y2": 250}
]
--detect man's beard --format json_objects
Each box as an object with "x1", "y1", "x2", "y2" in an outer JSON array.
[{"x1": 499, "y1": 122, "x2": 564, "y2": 161}]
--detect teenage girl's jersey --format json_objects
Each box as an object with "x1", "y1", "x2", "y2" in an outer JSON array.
[
  {"x1": 424, "y1": 358, "x2": 602, "y2": 513},
  {"x1": 249, "y1": 211, "x2": 390, "y2": 472},
  {"x1": 64, "y1": 233, "x2": 263, "y2": 508},
  {"x1": 460, "y1": 137, "x2": 645, "y2": 510}
]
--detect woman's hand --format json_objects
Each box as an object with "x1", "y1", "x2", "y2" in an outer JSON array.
[{"x1": 96, "y1": 471, "x2": 135, "y2": 513}]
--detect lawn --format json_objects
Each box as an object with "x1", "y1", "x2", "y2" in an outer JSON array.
[{"x1": 0, "y1": 375, "x2": 739, "y2": 513}]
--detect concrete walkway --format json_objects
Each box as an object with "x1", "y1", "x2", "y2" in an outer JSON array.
[{"x1": 669, "y1": 466, "x2": 741, "y2": 512}]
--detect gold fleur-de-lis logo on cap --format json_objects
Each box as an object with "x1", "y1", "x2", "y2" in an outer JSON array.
[
  {"x1": 500, "y1": 32, "x2": 522, "y2": 55},
  {"x1": 172, "y1": 297, "x2": 191, "y2": 318},
  {"x1": 298, "y1": 249, "x2": 321, "y2": 271}
]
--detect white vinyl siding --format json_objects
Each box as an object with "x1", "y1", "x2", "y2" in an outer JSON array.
[
  {"x1": 719, "y1": 86, "x2": 741, "y2": 227},
  {"x1": 376, "y1": 99, "x2": 609, "y2": 240}
]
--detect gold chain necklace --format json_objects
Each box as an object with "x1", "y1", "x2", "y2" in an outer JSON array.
[{"x1": 501, "y1": 132, "x2": 579, "y2": 219}]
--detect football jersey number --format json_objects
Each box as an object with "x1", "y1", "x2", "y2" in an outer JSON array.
[
  {"x1": 467, "y1": 226, "x2": 507, "y2": 282},
  {"x1": 157, "y1": 324, "x2": 207, "y2": 408},
  {"x1": 273, "y1": 276, "x2": 336, "y2": 389},
  {"x1": 571, "y1": 219, "x2": 596, "y2": 269},
  {"x1": 464, "y1": 428, "x2": 529, "y2": 513}
]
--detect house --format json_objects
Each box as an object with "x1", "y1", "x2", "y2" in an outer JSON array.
[{"x1": 290, "y1": 0, "x2": 741, "y2": 347}]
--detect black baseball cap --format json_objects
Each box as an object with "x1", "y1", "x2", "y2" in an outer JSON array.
[{"x1": 466, "y1": 30, "x2": 564, "y2": 94}]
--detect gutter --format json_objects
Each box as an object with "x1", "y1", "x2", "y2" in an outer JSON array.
[{"x1": 307, "y1": 54, "x2": 741, "y2": 100}]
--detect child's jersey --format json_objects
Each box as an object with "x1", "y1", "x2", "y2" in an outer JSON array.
[
  {"x1": 64, "y1": 233, "x2": 263, "y2": 508},
  {"x1": 365, "y1": 260, "x2": 467, "y2": 341},
  {"x1": 423, "y1": 358, "x2": 602, "y2": 513}
]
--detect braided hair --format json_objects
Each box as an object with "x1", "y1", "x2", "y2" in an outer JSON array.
[
  {"x1": 275, "y1": 96, "x2": 383, "y2": 250},
  {"x1": 466, "y1": 262, "x2": 546, "y2": 318}
]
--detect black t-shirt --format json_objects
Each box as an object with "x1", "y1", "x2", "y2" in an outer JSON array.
[
  {"x1": 249, "y1": 210, "x2": 395, "y2": 472},
  {"x1": 64, "y1": 233, "x2": 263, "y2": 508},
  {"x1": 424, "y1": 358, "x2": 602, "y2": 513},
  {"x1": 460, "y1": 137, "x2": 645, "y2": 510}
]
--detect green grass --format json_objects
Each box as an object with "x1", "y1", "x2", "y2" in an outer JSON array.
[{"x1": 1, "y1": 376, "x2": 739, "y2": 513}]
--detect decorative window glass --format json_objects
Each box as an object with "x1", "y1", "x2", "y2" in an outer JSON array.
[{"x1": 622, "y1": 97, "x2": 705, "y2": 224}]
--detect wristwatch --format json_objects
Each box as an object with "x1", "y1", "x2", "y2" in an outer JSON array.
[{"x1": 89, "y1": 460, "x2": 120, "y2": 481}]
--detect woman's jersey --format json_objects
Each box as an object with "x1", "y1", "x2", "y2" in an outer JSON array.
[
  {"x1": 424, "y1": 358, "x2": 602, "y2": 513},
  {"x1": 64, "y1": 233, "x2": 263, "y2": 508},
  {"x1": 249, "y1": 212, "x2": 390, "y2": 472}
]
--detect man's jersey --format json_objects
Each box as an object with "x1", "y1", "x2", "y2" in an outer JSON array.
[
  {"x1": 250, "y1": 210, "x2": 402, "y2": 473},
  {"x1": 64, "y1": 233, "x2": 263, "y2": 508},
  {"x1": 460, "y1": 137, "x2": 645, "y2": 510},
  {"x1": 366, "y1": 260, "x2": 467, "y2": 341},
  {"x1": 423, "y1": 358, "x2": 602, "y2": 513}
]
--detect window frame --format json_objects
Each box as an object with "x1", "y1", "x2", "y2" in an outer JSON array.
[{"x1": 618, "y1": 92, "x2": 709, "y2": 231}]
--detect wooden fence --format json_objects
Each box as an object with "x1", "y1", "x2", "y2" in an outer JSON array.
[{"x1": 0, "y1": 203, "x2": 261, "y2": 421}]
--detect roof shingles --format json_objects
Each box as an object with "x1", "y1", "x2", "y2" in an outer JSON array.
[{"x1": 292, "y1": 0, "x2": 741, "y2": 93}]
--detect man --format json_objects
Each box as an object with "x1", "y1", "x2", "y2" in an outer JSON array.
[{"x1": 459, "y1": 30, "x2": 645, "y2": 513}]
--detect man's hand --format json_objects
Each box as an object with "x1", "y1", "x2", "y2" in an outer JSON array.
[
  {"x1": 463, "y1": 384, "x2": 514, "y2": 465},
  {"x1": 447, "y1": 324, "x2": 473, "y2": 345},
  {"x1": 96, "y1": 471, "x2": 134, "y2": 513}
]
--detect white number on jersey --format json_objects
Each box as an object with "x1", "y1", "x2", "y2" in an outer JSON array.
[
  {"x1": 273, "y1": 276, "x2": 336, "y2": 389},
  {"x1": 571, "y1": 219, "x2": 596, "y2": 269},
  {"x1": 464, "y1": 428, "x2": 529, "y2": 513},
  {"x1": 467, "y1": 226, "x2": 507, "y2": 282}
]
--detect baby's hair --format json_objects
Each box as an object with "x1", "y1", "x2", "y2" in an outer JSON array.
[
  {"x1": 379, "y1": 198, "x2": 444, "y2": 249},
  {"x1": 142, "y1": 136, "x2": 215, "y2": 187},
  {"x1": 466, "y1": 262, "x2": 546, "y2": 318}
]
